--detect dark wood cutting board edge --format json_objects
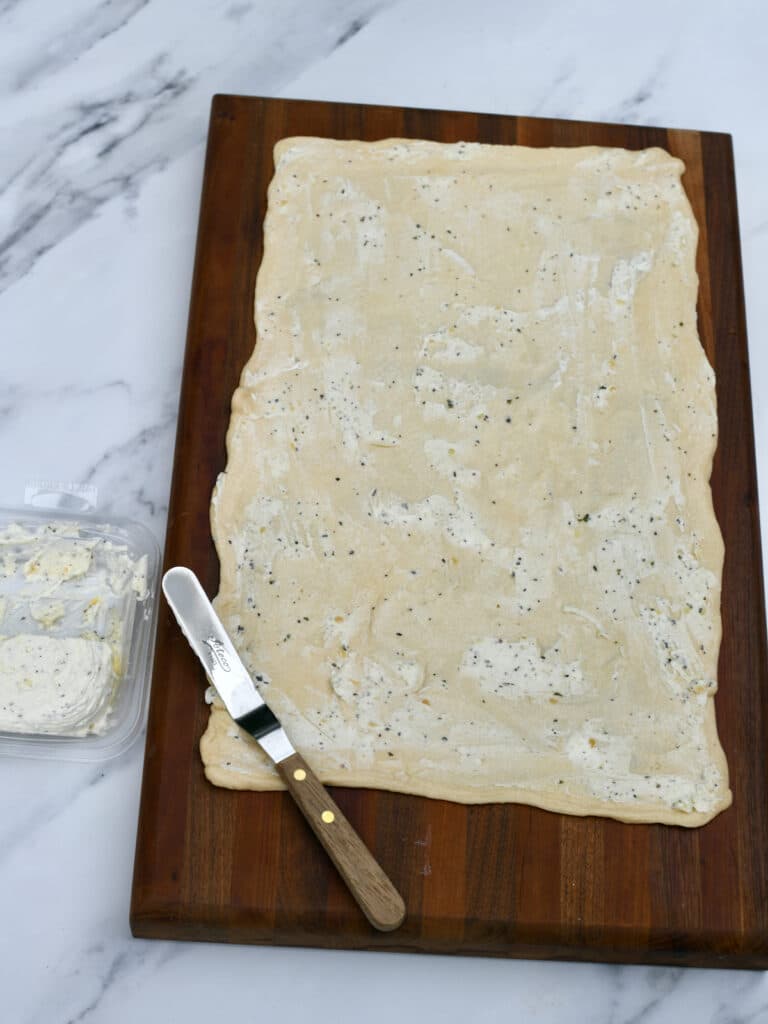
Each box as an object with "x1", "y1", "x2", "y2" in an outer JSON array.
[{"x1": 130, "y1": 95, "x2": 768, "y2": 968}]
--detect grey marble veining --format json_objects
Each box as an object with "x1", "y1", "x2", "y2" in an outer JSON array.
[
  {"x1": 8, "y1": 0, "x2": 152, "y2": 93},
  {"x1": 1, "y1": 1, "x2": 767, "y2": 1021},
  {"x1": 0, "y1": 0, "x2": 392, "y2": 296}
]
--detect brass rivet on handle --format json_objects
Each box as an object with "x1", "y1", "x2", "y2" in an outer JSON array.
[
  {"x1": 321, "y1": 810, "x2": 335, "y2": 824},
  {"x1": 293, "y1": 768, "x2": 306, "y2": 781}
]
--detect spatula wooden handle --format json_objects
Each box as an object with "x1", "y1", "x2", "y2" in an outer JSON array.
[{"x1": 276, "y1": 752, "x2": 406, "y2": 932}]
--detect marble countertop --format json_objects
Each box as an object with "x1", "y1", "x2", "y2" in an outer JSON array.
[{"x1": 2, "y1": 1, "x2": 767, "y2": 1020}]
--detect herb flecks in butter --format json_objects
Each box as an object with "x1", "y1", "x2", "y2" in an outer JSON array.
[
  {"x1": 24, "y1": 540, "x2": 93, "y2": 584},
  {"x1": 0, "y1": 634, "x2": 113, "y2": 736},
  {"x1": 207, "y1": 138, "x2": 729, "y2": 826},
  {"x1": 0, "y1": 520, "x2": 149, "y2": 738}
]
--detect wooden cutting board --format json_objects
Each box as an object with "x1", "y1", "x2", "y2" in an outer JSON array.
[{"x1": 130, "y1": 95, "x2": 768, "y2": 967}]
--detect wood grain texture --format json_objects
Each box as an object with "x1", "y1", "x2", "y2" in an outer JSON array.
[
  {"x1": 130, "y1": 95, "x2": 768, "y2": 967},
  {"x1": 275, "y1": 752, "x2": 406, "y2": 932}
]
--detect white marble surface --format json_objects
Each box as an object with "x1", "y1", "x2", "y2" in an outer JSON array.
[{"x1": 1, "y1": 0, "x2": 767, "y2": 1019}]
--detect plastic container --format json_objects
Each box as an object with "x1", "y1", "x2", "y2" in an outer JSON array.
[{"x1": 0, "y1": 503, "x2": 160, "y2": 761}]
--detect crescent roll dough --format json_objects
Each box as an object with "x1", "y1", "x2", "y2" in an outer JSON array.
[{"x1": 206, "y1": 137, "x2": 730, "y2": 826}]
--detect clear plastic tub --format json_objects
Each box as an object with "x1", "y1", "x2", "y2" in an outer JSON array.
[{"x1": 0, "y1": 505, "x2": 160, "y2": 761}]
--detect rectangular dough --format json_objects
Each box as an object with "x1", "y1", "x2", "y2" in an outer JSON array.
[{"x1": 206, "y1": 137, "x2": 730, "y2": 826}]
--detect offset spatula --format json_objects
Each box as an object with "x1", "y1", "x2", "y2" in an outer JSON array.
[{"x1": 162, "y1": 566, "x2": 406, "y2": 932}]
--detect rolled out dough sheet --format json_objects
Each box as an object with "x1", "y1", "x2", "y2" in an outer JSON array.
[{"x1": 206, "y1": 137, "x2": 730, "y2": 826}]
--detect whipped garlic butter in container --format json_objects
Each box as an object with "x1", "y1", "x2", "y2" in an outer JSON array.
[{"x1": 0, "y1": 504, "x2": 159, "y2": 761}]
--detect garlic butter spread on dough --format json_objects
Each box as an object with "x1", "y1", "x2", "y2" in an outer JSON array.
[
  {"x1": 0, "y1": 521, "x2": 148, "y2": 737},
  {"x1": 207, "y1": 138, "x2": 730, "y2": 826}
]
